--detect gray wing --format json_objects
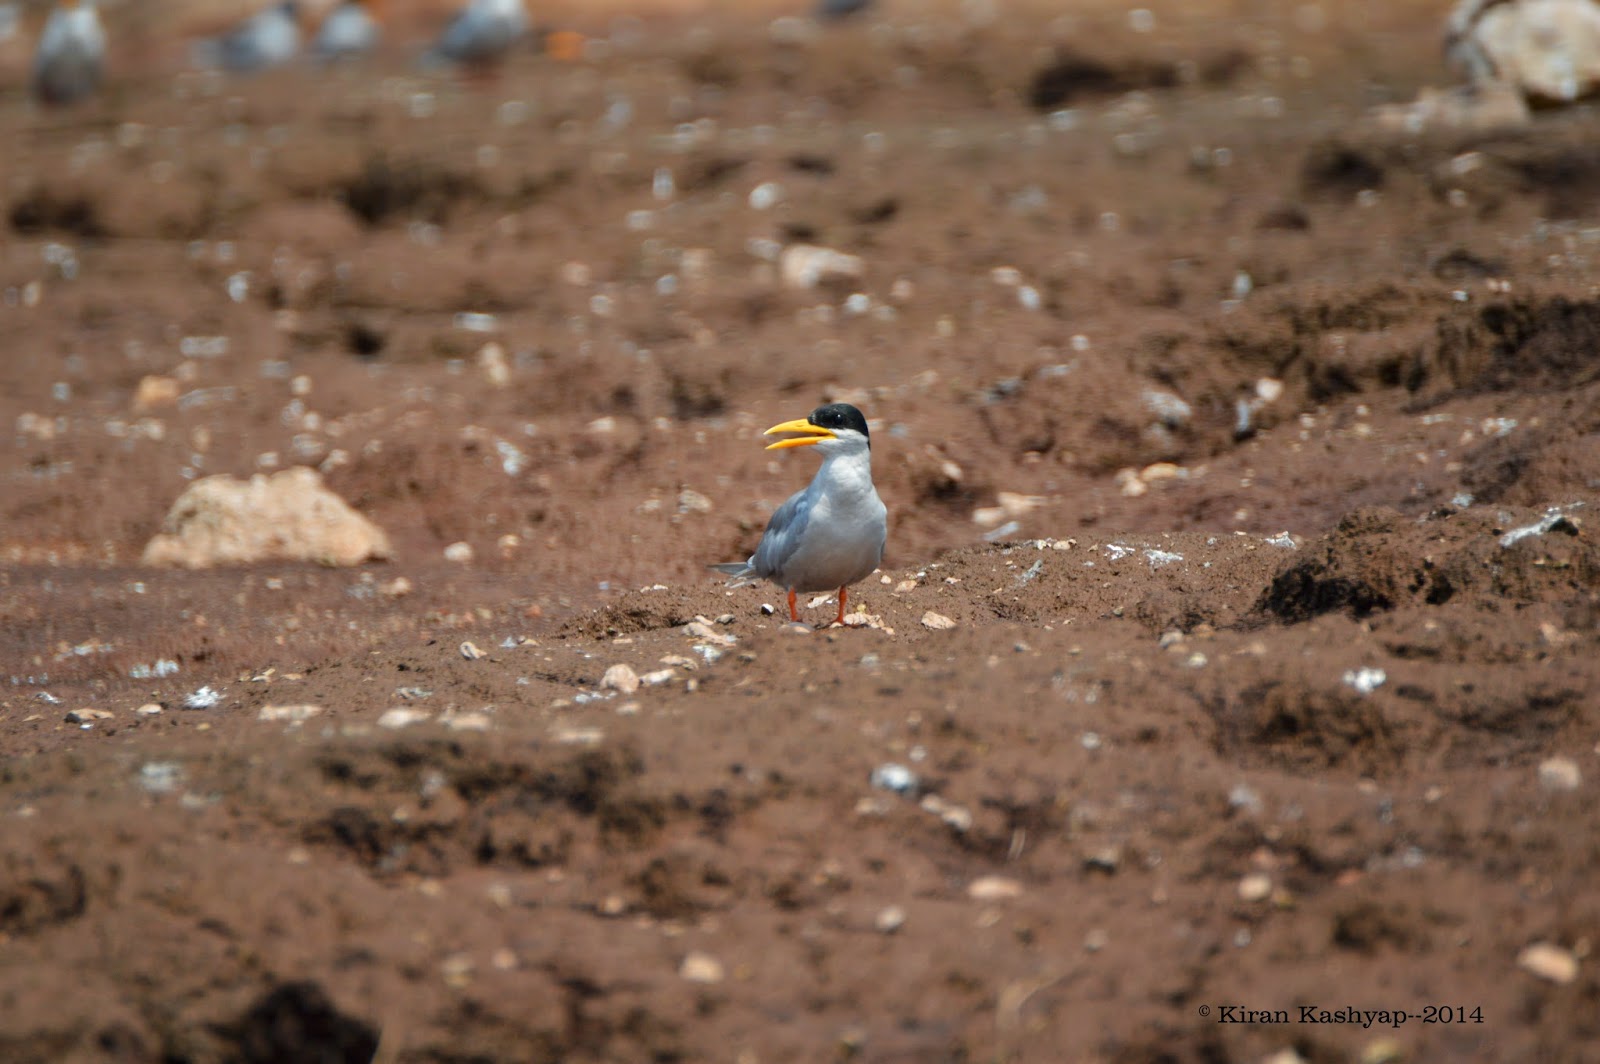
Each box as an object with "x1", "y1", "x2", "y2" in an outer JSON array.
[{"x1": 750, "y1": 486, "x2": 814, "y2": 580}]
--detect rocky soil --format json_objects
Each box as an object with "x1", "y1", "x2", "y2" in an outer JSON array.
[{"x1": 2, "y1": 1, "x2": 1598, "y2": 1061}]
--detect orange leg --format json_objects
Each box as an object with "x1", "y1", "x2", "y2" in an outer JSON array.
[
  {"x1": 834, "y1": 587, "x2": 849, "y2": 627},
  {"x1": 787, "y1": 587, "x2": 799, "y2": 623}
]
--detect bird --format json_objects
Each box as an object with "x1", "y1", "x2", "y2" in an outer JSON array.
[
  {"x1": 710, "y1": 403, "x2": 888, "y2": 628},
  {"x1": 32, "y1": 0, "x2": 105, "y2": 107},
  {"x1": 816, "y1": 0, "x2": 874, "y2": 21},
  {"x1": 312, "y1": 0, "x2": 379, "y2": 63},
  {"x1": 192, "y1": 0, "x2": 301, "y2": 73},
  {"x1": 421, "y1": 0, "x2": 526, "y2": 69}
]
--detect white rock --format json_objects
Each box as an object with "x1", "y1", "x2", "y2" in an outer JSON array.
[
  {"x1": 874, "y1": 905, "x2": 907, "y2": 934},
  {"x1": 601, "y1": 664, "x2": 641, "y2": 694},
  {"x1": 921, "y1": 611, "x2": 957, "y2": 630},
  {"x1": 477, "y1": 342, "x2": 510, "y2": 387},
  {"x1": 135, "y1": 703, "x2": 164, "y2": 717},
  {"x1": 679, "y1": 951, "x2": 725, "y2": 984},
  {"x1": 378, "y1": 707, "x2": 432, "y2": 729},
  {"x1": 1538, "y1": 756, "x2": 1582, "y2": 792},
  {"x1": 443, "y1": 541, "x2": 474, "y2": 564},
  {"x1": 1518, "y1": 941, "x2": 1579, "y2": 984},
  {"x1": 1447, "y1": 0, "x2": 1600, "y2": 103},
  {"x1": 459, "y1": 641, "x2": 487, "y2": 661},
  {"x1": 142, "y1": 467, "x2": 391, "y2": 568},
  {"x1": 778, "y1": 244, "x2": 864, "y2": 290},
  {"x1": 257, "y1": 704, "x2": 323, "y2": 723},
  {"x1": 65, "y1": 708, "x2": 113, "y2": 723},
  {"x1": 444, "y1": 711, "x2": 492, "y2": 732},
  {"x1": 967, "y1": 875, "x2": 1024, "y2": 901},
  {"x1": 1237, "y1": 873, "x2": 1273, "y2": 902},
  {"x1": 639, "y1": 668, "x2": 678, "y2": 686}
]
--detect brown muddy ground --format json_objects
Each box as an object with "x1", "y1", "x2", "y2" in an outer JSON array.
[{"x1": 2, "y1": 1, "x2": 1599, "y2": 1061}]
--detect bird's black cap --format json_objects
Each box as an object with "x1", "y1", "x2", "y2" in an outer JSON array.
[{"x1": 809, "y1": 403, "x2": 870, "y2": 442}]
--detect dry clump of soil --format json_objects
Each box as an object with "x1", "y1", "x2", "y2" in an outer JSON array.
[{"x1": 1, "y1": 1, "x2": 1599, "y2": 1062}]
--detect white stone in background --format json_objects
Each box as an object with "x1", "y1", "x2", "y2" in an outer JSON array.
[
  {"x1": 1518, "y1": 941, "x2": 1579, "y2": 984},
  {"x1": 679, "y1": 951, "x2": 725, "y2": 984},
  {"x1": 778, "y1": 244, "x2": 864, "y2": 290},
  {"x1": 1447, "y1": 0, "x2": 1600, "y2": 103},
  {"x1": 257, "y1": 704, "x2": 323, "y2": 723},
  {"x1": 601, "y1": 664, "x2": 641, "y2": 694},
  {"x1": 142, "y1": 468, "x2": 391, "y2": 568},
  {"x1": 1538, "y1": 756, "x2": 1582, "y2": 792},
  {"x1": 966, "y1": 875, "x2": 1023, "y2": 901},
  {"x1": 443, "y1": 541, "x2": 474, "y2": 564},
  {"x1": 378, "y1": 707, "x2": 431, "y2": 729}
]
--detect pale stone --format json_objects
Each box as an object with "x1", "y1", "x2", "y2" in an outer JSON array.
[
  {"x1": 142, "y1": 467, "x2": 391, "y2": 568},
  {"x1": 966, "y1": 875, "x2": 1023, "y2": 901},
  {"x1": 1518, "y1": 941, "x2": 1579, "y2": 984},
  {"x1": 133, "y1": 375, "x2": 181, "y2": 411},
  {"x1": 257, "y1": 704, "x2": 323, "y2": 723},
  {"x1": 679, "y1": 951, "x2": 725, "y2": 984},
  {"x1": 1237, "y1": 873, "x2": 1273, "y2": 902},
  {"x1": 601, "y1": 664, "x2": 641, "y2": 694},
  {"x1": 65, "y1": 708, "x2": 113, "y2": 723},
  {"x1": 443, "y1": 541, "x2": 474, "y2": 564},
  {"x1": 778, "y1": 244, "x2": 864, "y2": 290},
  {"x1": 1538, "y1": 756, "x2": 1582, "y2": 792},
  {"x1": 921, "y1": 611, "x2": 957, "y2": 630},
  {"x1": 1448, "y1": 0, "x2": 1600, "y2": 102}
]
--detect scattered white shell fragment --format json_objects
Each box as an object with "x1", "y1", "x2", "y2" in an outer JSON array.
[
  {"x1": 1538, "y1": 756, "x2": 1582, "y2": 792},
  {"x1": 1342, "y1": 667, "x2": 1387, "y2": 695},
  {"x1": 967, "y1": 875, "x2": 1024, "y2": 901},
  {"x1": 257, "y1": 704, "x2": 323, "y2": 723},
  {"x1": 1518, "y1": 942, "x2": 1579, "y2": 984},
  {"x1": 138, "y1": 761, "x2": 184, "y2": 794},
  {"x1": 460, "y1": 641, "x2": 487, "y2": 661},
  {"x1": 639, "y1": 668, "x2": 678, "y2": 686},
  {"x1": 443, "y1": 712, "x2": 492, "y2": 732},
  {"x1": 1500, "y1": 512, "x2": 1581, "y2": 548},
  {"x1": 130, "y1": 659, "x2": 180, "y2": 679},
  {"x1": 870, "y1": 763, "x2": 919, "y2": 795},
  {"x1": 378, "y1": 707, "x2": 432, "y2": 729},
  {"x1": 183, "y1": 686, "x2": 222, "y2": 710},
  {"x1": 601, "y1": 664, "x2": 641, "y2": 694},
  {"x1": 552, "y1": 726, "x2": 604, "y2": 745},
  {"x1": 1265, "y1": 531, "x2": 1298, "y2": 549},
  {"x1": 921, "y1": 611, "x2": 957, "y2": 630},
  {"x1": 443, "y1": 541, "x2": 474, "y2": 564},
  {"x1": 1144, "y1": 548, "x2": 1183, "y2": 568},
  {"x1": 679, "y1": 951, "x2": 726, "y2": 984}
]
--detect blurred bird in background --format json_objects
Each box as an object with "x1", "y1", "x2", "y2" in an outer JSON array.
[
  {"x1": 192, "y1": 0, "x2": 301, "y2": 72},
  {"x1": 421, "y1": 0, "x2": 525, "y2": 69},
  {"x1": 312, "y1": 0, "x2": 378, "y2": 63},
  {"x1": 32, "y1": 0, "x2": 104, "y2": 106}
]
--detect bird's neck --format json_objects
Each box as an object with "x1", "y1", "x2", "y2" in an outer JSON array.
[{"x1": 817, "y1": 449, "x2": 875, "y2": 498}]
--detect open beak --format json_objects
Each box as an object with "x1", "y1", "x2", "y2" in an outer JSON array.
[{"x1": 764, "y1": 417, "x2": 836, "y2": 450}]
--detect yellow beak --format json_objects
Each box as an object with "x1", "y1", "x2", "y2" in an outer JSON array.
[{"x1": 763, "y1": 417, "x2": 836, "y2": 450}]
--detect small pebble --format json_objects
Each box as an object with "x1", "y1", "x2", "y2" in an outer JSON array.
[
  {"x1": 378, "y1": 707, "x2": 431, "y2": 730},
  {"x1": 135, "y1": 703, "x2": 164, "y2": 717},
  {"x1": 966, "y1": 875, "x2": 1023, "y2": 901},
  {"x1": 256, "y1": 704, "x2": 323, "y2": 723},
  {"x1": 443, "y1": 541, "x2": 474, "y2": 564},
  {"x1": 679, "y1": 951, "x2": 725, "y2": 984},
  {"x1": 444, "y1": 711, "x2": 492, "y2": 732},
  {"x1": 874, "y1": 905, "x2": 907, "y2": 934},
  {"x1": 870, "y1": 762, "x2": 918, "y2": 795},
  {"x1": 1538, "y1": 756, "x2": 1582, "y2": 793},
  {"x1": 601, "y1": 663, "x2": 640, "y2": 694},
  {"x1": 65, "y1": 708, "x2": 113, "y2": 723},
  {"x1": 921, "y1": 611, "x2": 956, "y2": 630},
  {"x1": 1238, "y1": 873, "x2": 1273, "y2": 902},
  {"x1": 460, "y1": 641, "x2": 487, "y2": 661},
  {"x1": 1518, "y1": 941, "x2": 1579, "y2": 984}
]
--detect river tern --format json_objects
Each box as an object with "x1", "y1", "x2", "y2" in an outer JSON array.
[
  {"x1": 422, "y1": 0, "x2": 526, "y2": 69},
  {"x1": 32, "y1": 0, "x2": 104, "y2": 106},
  {"x1": 193, "y1": 0, "x2": 301, "y2": 72},
  {"x1": 711, "y1": 403, "x2": 887, "y2": 627}
]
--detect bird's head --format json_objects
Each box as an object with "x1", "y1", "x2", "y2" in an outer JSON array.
[{"x1": 764, "y1": 402, "x2": 871, "y2": 457}]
